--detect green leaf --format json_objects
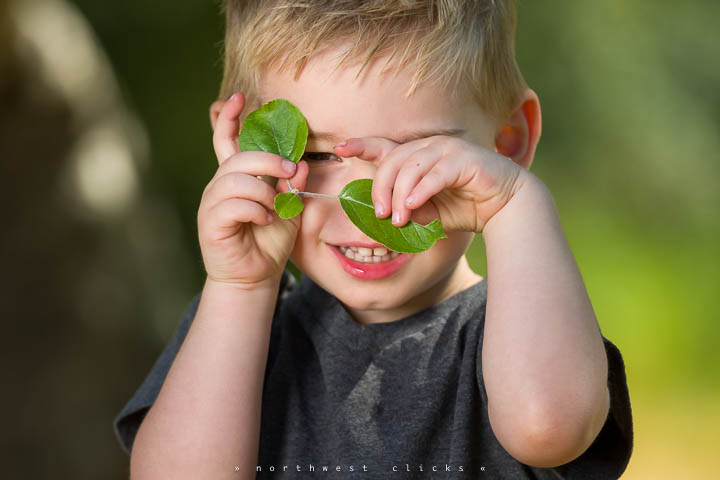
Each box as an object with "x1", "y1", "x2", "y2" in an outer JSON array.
[
  {"x1": 274, "y1": 192, "x2": 304, "y2": 219},
  {"x1": 338, "y1": 178, "x2": 447, "y2": 253},
  {"x1": 238, "y1": 99, "x2": 308, "y2": 163}
]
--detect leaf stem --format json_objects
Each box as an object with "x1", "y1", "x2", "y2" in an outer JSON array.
[
  {"x1": 281, "y1": 178, "x2": 335, "y2": 199},
  {"x1": 285, "y1": 178, "x2": 296, "y2": 193},
  {"x1": 296, "y1": 191, "x2": 337, "y2": 199}
]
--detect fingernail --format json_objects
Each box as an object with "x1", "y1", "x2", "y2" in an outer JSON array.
[
  {"x1": 282, "y1": 159, "x2": 297, "y2": 173},
  {"x1": 375, "y1": 202, "x2": 385, "y2": 217},
  {"x1": 228, "y1": 92, "x2": 237, "y2": 101},
  {"x1": 334, "y1": 141, "x2": 347, "y2": 148},
  {"x1": 405, "y1": 195, "x2": 415, "y2": 207},
  {"x1": 392, "y1": 211, "x2": 400, "y2": 225}
]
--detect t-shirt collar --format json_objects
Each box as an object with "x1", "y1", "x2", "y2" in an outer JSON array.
[{"x1": 294, "y1": 273, "x2": 487, "y2": 351}]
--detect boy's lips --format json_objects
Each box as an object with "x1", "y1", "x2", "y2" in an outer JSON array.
[{"x1": 327, "y1": 243, "x2": 412, "y2": 280}]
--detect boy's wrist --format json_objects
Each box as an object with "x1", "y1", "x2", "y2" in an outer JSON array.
[
  {"x1": 197, "y1": 274, "x2": 283, "y2": 326},
  {"x1": 481, "y1": 172, "x2": 554, "y2": 238},
  {"x1": 204, "y1": 274, "x2": 283, "y2": 294}
]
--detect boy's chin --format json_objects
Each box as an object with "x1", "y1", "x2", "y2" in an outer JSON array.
[{"x1": 329, "y1": 285, "x2": 408, "y2": 311}]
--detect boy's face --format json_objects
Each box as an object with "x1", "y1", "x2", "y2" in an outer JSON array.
[{"x1": 256, "y1": 47, "x2": 497, "y2": 323}]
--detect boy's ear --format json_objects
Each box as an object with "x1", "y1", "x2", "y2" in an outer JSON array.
[
  {"x1": 209, "y1": 100, "x2": 224, "y2": 131},
  {"x1": 494, "y1": 89, "x2": 542, "y2": 170}
]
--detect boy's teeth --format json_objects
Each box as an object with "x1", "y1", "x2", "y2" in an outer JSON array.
[
  {"x1": 338, "y1": 245, "x2": 399, "y2": 263},
  {"x1": 342, "y1": 245, "x2": 389, "y2": 256}
]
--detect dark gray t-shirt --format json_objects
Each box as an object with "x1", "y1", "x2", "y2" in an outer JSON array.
[{"x1": 114, "y1": 270, "x2": 633, "y2": 479}]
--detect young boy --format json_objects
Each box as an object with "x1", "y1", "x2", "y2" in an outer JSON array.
[{"x1": 114, "y1": 1, "x2": 633, "y2": 478}]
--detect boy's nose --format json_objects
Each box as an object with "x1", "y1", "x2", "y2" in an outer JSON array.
[{"x1": 310, "y1": 158, "x2": 379, "y2": 196}]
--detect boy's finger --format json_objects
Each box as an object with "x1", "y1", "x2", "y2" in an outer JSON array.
[
  {"x1": 406, "y1": 164, "x2": 452, "y2": 221},
  {"x1": 203, "y1": 172, "x2": 278, "y2": 213},
  {"x1": 212, "y1": 92, "x2": 245, "y2": 164},
  {"x1": 334, "y1": 137, "x2": 417, "y2": 219},
  {"x1": 206, "y1": 197, "x2": 274, "y2": 232},
  {"x1": 333, "y1": 136, "x2": 398, "y2": 163},
  {"x1": 391, "y1": 146, "x2": 441, "y2": 226},
  {"x1": 214, "y1": 151, "x2": 298, "y2": 181},
  {"x1": 276, "y1": 160, "x2": 309, "y2": 194}
]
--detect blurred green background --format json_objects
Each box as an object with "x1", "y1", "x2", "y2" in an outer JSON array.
[{"x1": 1, "y1": 0, "x2": 717, "y2": 478}]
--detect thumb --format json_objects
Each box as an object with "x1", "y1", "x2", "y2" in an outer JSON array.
[
  {"x1": 273, "y1": 160, "x2": 309, "y2": 230},
  {"x1": 289, "y1": 160, "x2": 309, "y2": 193},
  {"x1": 275, "y1": 160, "x2": 309, "y2": 194}
]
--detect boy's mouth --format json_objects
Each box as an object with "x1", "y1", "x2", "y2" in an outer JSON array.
[{"x1": 328, "y1": 243, "x2": 413, "y2": 280}]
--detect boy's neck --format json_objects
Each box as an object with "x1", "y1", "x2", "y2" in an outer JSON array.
[{"x1": 343, "y1": 256, "x2": 484, "y2": 326}]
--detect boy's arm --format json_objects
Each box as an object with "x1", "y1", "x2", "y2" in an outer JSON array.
[
  {"x1": 129, "y1": 276, "x2": 280, "y2": 480},
  {"x1": 481, "y1": 172, "x2": 610, "y2": 468}
]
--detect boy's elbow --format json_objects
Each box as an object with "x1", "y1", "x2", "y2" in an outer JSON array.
[
  {"x1": 502, "y1": 416, "x2": 597, "y2": 468},
  {"x1": 490, "y1": 387, "x2": 610, "y2": 468}
]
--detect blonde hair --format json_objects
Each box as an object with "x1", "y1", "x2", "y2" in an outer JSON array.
[{"x1": 218, "y1": 0, "x2": 527, "y2": 123}]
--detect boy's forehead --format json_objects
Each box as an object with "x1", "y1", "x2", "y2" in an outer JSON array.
[{"x1": 257, "y1": 49, "x2": 488, "y2": 144}]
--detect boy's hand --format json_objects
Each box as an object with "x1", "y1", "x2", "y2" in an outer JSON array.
[
  {"x1": 334, "y1": 136, "x2": 531, "y2": 233},
  {"x1": 198, "y1": 93, "x2": 309, "y2": 289}
]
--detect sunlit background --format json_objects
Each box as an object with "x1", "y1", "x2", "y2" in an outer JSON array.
[{"x1": 1, "y1": 0, "x2": 717, "y2": 478}]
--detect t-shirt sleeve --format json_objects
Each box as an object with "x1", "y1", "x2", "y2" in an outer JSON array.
[
  {"x1": 112, "y1": 269, "x2": 297, "y2": 455},
  {"x1": 539, "y1": 335, "x2": 634, "y2": 479},
  {"x1": 112, "y1": 291, "x2": 201, "y2": 455}
]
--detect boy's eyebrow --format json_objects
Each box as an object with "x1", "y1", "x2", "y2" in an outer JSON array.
[{"x1": 308, "y1": 127, "x2": 467, "y2": 145}]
